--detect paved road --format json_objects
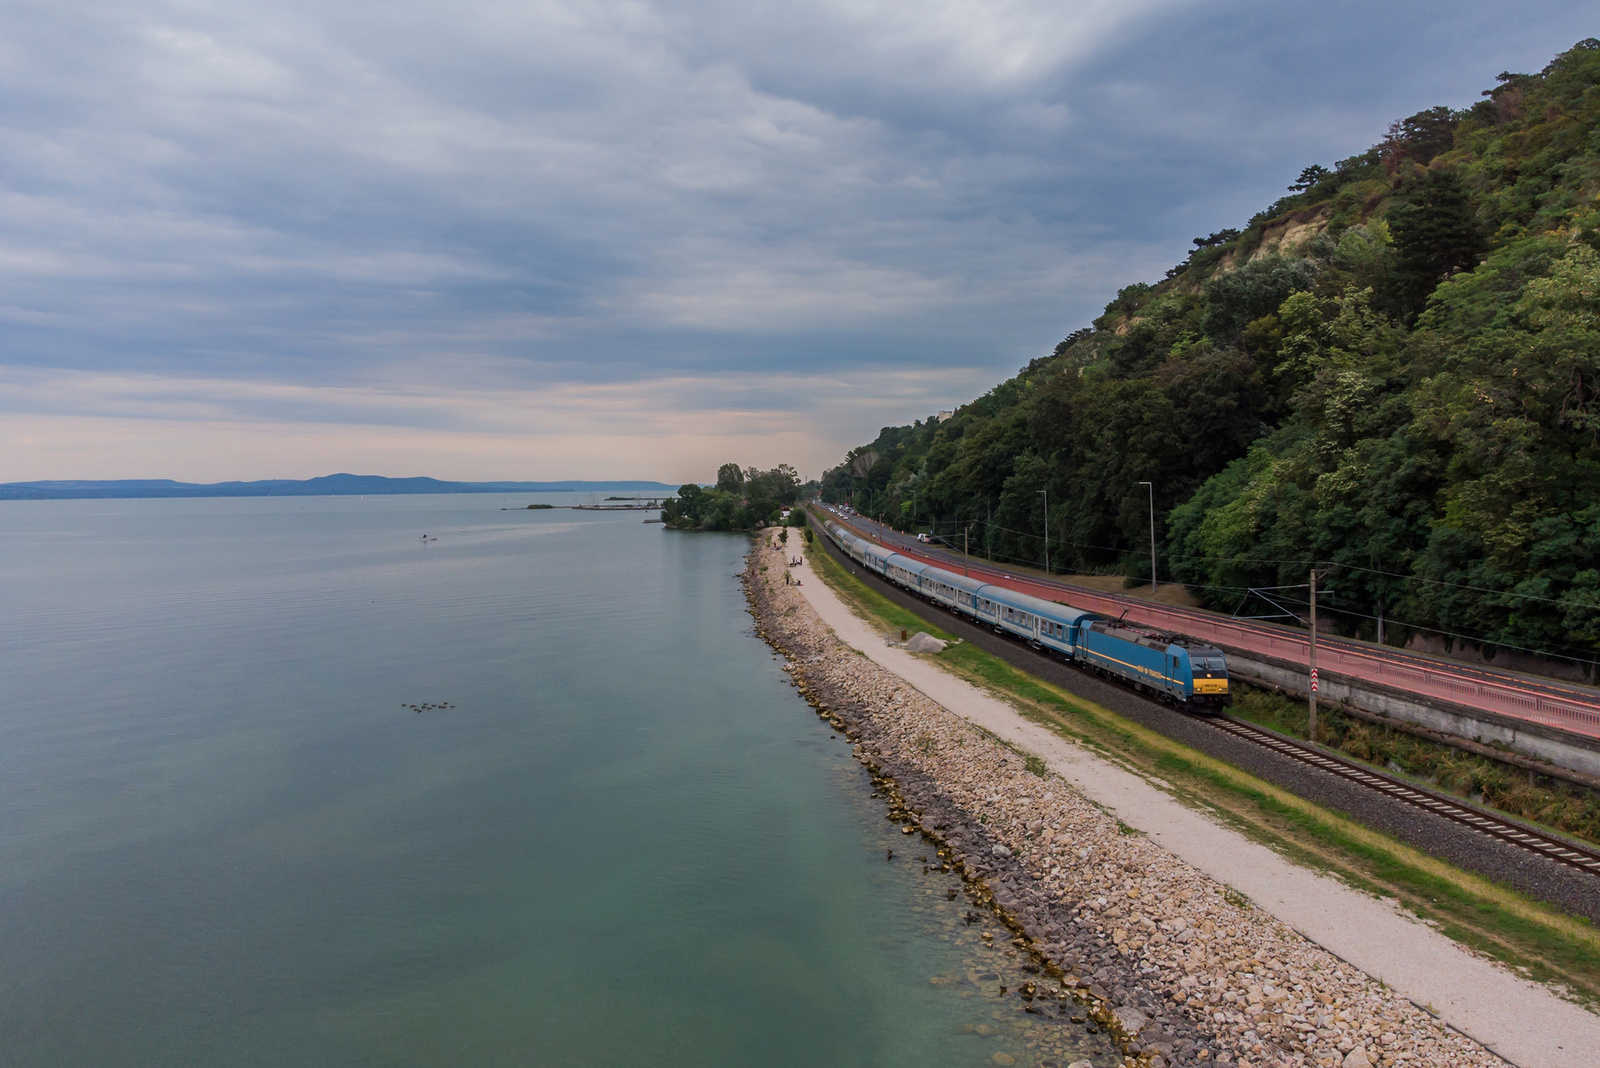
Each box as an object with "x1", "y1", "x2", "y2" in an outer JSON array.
[{"x1": 822, "y1": 510, "x2": 1600, "y2": 743}]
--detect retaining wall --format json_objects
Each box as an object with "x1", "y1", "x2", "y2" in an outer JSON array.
[{"x1": 1228, "y1": 652, "x2": 1600, "y2": 782}]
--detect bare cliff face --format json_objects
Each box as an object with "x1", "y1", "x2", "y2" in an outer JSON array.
[{"x1": 1210, "y1": 206, "x2": 1332, "y2": 275}]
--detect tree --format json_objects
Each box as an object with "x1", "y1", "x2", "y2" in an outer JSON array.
[
  {"x1": 1193, "y1": 228, "x2": 1243, "y2": 249},
  {"x1": 1098, "y1": 283, "x2": 1153, "y2": 325},
  {"x1": 1390, "y1": 169, "x2": 1487, "y2": 319},
  {"x1": 1288, "y1": 165, "x2": 1331, "y2": 192},
  {"x1": 1201, "y1": 255, "x2": 1321, "y2": 343},
  {"x1": 1379, "y1": 106, "x2": 1459, "y2": 171},
  {"x1": 716, "y1": 463, "x2": 745, "y2": 493},
  {"x1": 1054, "y1": 328, "x2": 1094, "y2": 356}
]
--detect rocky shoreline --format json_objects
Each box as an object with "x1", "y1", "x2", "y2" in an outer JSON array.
[{"x1": 745, "y1": 535, "x2": 1506, "y2": 1068}]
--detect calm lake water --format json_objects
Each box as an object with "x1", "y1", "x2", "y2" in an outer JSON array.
[{"x1": 0, "y1": 495, "x2": 1111, "y2": 1067}]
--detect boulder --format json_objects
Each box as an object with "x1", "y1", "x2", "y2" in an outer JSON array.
[{"x1": 1113, "y1": 1005, "x2": 1150, "y2": 1035}]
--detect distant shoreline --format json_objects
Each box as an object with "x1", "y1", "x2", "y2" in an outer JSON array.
[{"x1": 0, "y1": 474, "x2": 678, "y2": 501}]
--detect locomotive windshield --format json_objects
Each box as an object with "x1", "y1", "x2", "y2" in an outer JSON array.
[{"x1": 1197, "y1": 655, "x2": 1226, "y2": 673}]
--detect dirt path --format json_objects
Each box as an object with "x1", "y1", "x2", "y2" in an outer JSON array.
[{"x1": 787, "y1": 545, "x2": 1600, "y2": 1068}]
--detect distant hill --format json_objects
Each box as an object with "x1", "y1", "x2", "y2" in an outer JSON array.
[{"x1": 0, "y1": 474, "x2": 679, "y2": 500}]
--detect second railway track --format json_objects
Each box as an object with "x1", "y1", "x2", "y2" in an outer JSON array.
[{"x1": 1208, "y1": 714, "x2": 1600, "y2": 879}]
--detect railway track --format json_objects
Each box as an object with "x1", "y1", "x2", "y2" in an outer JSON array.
[
  {"x1": 1208, "y1": 715, "x2": 1600, "y2": 878},
  {"x1": 823, "y1": 511, "x2": 1600, "y2": 740},
  {"x1": 812, "y1": 520, "x2": 1600, "y2": 890}
]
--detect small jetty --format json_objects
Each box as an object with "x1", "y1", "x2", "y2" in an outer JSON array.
[{"x1": 569, "y1": 497, "x2": 664, "y2": 511}]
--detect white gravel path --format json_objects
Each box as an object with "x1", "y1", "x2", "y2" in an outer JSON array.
[{"x1": 789, "y1": 547, "x2": 1600, "y2": 1068}]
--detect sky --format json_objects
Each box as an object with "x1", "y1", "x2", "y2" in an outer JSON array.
[{"x1": 1, "y1": 1, "x2": 1594, "y2": 484}]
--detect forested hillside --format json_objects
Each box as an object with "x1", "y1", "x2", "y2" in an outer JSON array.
[{"x1": 820, "y1": 40, "x2": 1600, "y2": 671}]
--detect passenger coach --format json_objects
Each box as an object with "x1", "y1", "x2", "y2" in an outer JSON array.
[{"x1": 820, "y1": 518, "x2": 1230, "y2": 713}]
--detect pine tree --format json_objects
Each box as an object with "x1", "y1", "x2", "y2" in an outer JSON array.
[{"x1": 1389, "y1": 169, "x2": 1486, "y2": 319}]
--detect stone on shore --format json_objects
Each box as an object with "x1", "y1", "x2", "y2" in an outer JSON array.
[{"x1": 1113, "y1": 1005, "x2": 1150, "y2": 1035}]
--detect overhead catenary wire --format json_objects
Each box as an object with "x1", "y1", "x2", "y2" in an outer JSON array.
[
  {"x1": 909, "y1": 514, "x2": 1600, "y2": 612},
  {"x1": 862, "y1": 512, "x2": 1600, "y2": 671}
]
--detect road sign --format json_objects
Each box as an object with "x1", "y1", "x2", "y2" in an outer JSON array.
[{"x1": 1311, "y1": 667, "x2": 1319, "y2": 693}]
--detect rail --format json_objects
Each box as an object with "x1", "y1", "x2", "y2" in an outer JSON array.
[{"x1": 1211, "y1": 716, "x2": 1600, "y2": 878}]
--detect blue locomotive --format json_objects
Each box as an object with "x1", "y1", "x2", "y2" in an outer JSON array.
[
  {"x1": 1077, "y1": 618, "x2": 1232, "y2": 707},
  {"x1": 823, "y1": 520, "x2": 1230, "y2": 711}
]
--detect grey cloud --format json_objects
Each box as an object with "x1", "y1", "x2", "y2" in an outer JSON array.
[{"x1": 1, "y1": 0, "x2": 1596, "y2": 431}]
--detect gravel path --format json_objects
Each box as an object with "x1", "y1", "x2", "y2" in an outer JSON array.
[
  {"x1": 751, "y1": 535, "x2": 1600, "y2": 1068},
  {"x1": 811, "y1": 534, "x2": 1600, "y2": 925}
]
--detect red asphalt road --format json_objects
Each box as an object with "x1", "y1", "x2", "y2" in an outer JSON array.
[{"x1": 824, "y1": 513, "x2": 1600, "y2": 743}]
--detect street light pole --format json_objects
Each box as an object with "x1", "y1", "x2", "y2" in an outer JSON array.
[
  {"x1": 1038, "y1": 489, "x2": 1049, "y2": 574},
  {"x1": 963, "y1": 523, "x2": 973, "y2": 577},
  {"x1": 1138, "y1": 481, "x2": 1156, "y2": 591}
]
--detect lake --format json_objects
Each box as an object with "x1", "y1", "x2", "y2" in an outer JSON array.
[{"x1": 0, "y1": 495, "x2": 1110, "y2": 1067}]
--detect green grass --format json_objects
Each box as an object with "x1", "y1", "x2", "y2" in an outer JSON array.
[{"x1": 807, "y1": 543, "x2": 1600, "y2": 1004}]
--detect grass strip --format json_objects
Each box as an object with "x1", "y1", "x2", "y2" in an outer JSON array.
[{"x1": 808, "y1": 544, "x2": 1600, "y2": 1005}]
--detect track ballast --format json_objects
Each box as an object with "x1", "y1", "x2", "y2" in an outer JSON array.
[{"x1": 1208, "y1": 714, "x2": 1600, "y2": 878}]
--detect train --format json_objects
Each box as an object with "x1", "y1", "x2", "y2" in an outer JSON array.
[{"x1": 822, "y1": 519, "x2": 1231, "y2": 711}]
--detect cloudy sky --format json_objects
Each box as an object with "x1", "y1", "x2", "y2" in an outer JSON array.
[{"x1": 1, "y1": 1, "x2": 1593, "y2": 483}]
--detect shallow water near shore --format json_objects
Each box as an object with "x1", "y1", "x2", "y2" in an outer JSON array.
[{"x1": 0, "y1": 495, "x2": 1110, "y2": 1066}]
